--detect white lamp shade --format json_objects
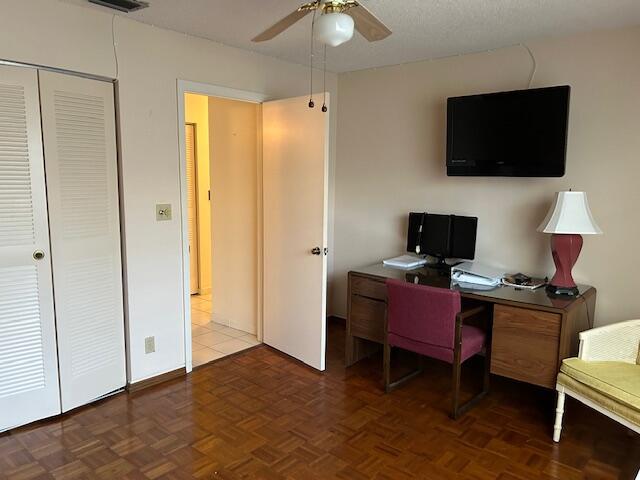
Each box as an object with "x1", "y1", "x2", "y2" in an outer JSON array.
[
  {"x1": 537, "y1": 191, "x2": 602, "y2": 234},
  {"x1": 315, "y1": 12, "x2": 354, "y2": 47}
]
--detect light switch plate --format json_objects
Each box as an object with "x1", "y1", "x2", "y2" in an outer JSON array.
[
  {"x1": 145, "y1": 336, "x2": 155, "y2": 354},
  {"x1": 156, "y1": 204, "x2": 172, "y2": 221}
]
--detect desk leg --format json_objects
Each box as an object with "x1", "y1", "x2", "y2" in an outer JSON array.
[
  {"x1": 345, "y1": 334, "x2": 381, "y2": 367},
  {"x1": 345, "y1": 333, "x2": 357, "y2": 367}
]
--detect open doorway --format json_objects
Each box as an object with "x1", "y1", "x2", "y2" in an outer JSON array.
[
  {"x1": 179, "y1": 80, "x2": 330, "y2": 374},
  {"x1": 184, "y1": 92, "x2": 262, "y2": 367}
]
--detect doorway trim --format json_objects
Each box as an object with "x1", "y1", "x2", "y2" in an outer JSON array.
[{"x1": 177, "y1": 80, "x2": 268, "y2": 372}]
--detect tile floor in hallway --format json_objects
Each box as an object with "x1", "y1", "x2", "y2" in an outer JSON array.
[{"x1": 191, "y1": 294, "x2": 259, "y2": 367}]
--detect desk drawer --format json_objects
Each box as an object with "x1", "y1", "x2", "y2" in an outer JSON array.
[
  {"x1": 351, "y1": 275, "x2": 387, "y2": 301},
  {"x1": 349, "y1": 295, "x2": 386, "y2": 343},
  {"x1": 490, "y1": 305, "x2": 561, "y2": 389}
]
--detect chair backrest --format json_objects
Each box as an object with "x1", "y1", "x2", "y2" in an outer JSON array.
[{"x1": 386, "y1": 278, "x2": 461, "y2": 349}]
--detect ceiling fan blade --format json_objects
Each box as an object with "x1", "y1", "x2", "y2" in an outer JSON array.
[
  {"x1": 252, "y1": 8, "x2": 312, "y2": 42},
  {"x1": 348, "y1": 3, "x2": 392, "y2": 42}
]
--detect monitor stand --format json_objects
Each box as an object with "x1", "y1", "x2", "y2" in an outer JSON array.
[{"x1": 425, "y1": 256, "x2": 451, "y2": 274}]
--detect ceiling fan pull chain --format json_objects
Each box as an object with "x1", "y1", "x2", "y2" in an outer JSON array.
[
  {"x1": 308, "y1": 8, "x2": 317, "y2": 108},
  {"x1": 322, "y1": 45, "x2": 327, "y2": 112}
]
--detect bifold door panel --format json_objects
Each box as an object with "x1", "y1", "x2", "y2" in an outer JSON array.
[
  {"x1": 0, "y1": 65, "x2": 61, "y2": 431},
  {"x1": 39, "y1": 71, "x2": 125, "y2": 412},
  {"x1": 185, "y1": 123, "x2": 199, "y2": 294},
  {"x1": 262, "y1": 94, "x2": 329, "y2": 371}
]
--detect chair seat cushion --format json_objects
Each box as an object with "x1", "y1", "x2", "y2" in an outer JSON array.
[
  {"x1": 559, "y1": 358, "x2": 640, "y2": 411},
  {"x1": 388, "y1": 325, "x2": 485, "y2": 364}
]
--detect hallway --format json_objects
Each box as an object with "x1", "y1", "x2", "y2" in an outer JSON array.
[{"x1": 190, "y1": 294, "x2": 259, "y2": 367}]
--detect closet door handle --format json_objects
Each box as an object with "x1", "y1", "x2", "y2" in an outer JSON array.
[{"x1": 33, "y1": 250, "x2": 45, "y2": 261}]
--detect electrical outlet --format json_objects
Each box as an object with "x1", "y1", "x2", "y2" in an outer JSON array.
[
  {"x1": 144, "y1": 336, "x2": 155, "y2": 354},
  {"x1": 156, "y1": 204, "x2": 172, "y2": 221}
]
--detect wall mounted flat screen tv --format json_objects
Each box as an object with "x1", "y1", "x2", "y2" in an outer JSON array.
[{"x1": 446, "y1": 86, "x2": 570, "y2": 177}]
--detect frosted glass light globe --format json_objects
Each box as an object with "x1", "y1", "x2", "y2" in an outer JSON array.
[{"x1": 315, "y1": 12, "x2": 355, "y2": 47}]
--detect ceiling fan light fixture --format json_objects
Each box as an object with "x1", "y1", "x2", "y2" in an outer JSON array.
[{"x1": 315, "y1": 12, "x2": 354, "y2": 47}]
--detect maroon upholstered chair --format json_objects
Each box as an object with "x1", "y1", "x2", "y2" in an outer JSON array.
[{"x1": 384, "y1": 278, "x2": 491, "y2": 418}]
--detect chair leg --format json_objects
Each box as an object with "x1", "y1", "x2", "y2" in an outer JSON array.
[
  {"x1": 553, "y1": 387, "x2": 566, "y2": 442},
  {"x1": 383, "y1": 342, "x2": 391, "y2": 393},
  {"x1": 450, "y1": 316, "x2": 491, "y2": 420},
  {"x1": 383, "y1": 343, "x2": 422, "y2": 393},
  {"x1": 450, "y1": 350, "x2": 491, "y2": 420},
  {"x1": 451, "y1": 356, "x2": 462, "y2": 419},
  {"x1": 482, "y1": 344, "x2": 491, "y2": 395}
]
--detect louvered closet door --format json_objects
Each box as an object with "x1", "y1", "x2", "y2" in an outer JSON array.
[
  {"x1": 0, "y1": 65, "x2": 61, "y2": 431},
  {"x1": 39, "y1": 71, "x2": 125, "y2": 412},
  {"x1": 185, "y1": 124, "x2": 199, "y2": 294}
]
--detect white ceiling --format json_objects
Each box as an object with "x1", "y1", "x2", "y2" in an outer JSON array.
[{"x1": 63, "y1": 0, "x2": 640, "y2": 72}]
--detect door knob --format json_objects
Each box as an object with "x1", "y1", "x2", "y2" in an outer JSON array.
[
  {"x1": 311, "y1": 247, "x2": 322, "y2": 255},
  {"x1": 33, "y1": 250, "x2": 45, "y2": 260}
]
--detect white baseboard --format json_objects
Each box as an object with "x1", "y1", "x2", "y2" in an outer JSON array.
[{"x1": 211, "y1": 312, "x2": 229, "y2": 327}]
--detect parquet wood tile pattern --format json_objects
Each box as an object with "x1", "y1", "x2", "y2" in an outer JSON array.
[{"x1": 2, "y1": 320, "x2": 639, "y2": 479}]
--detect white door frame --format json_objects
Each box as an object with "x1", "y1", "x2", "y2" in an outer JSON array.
[{"x1": 177, "y1": 80, "x2": 267, "y2": 372}]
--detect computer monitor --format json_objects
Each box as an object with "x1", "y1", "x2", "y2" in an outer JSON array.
[
  {"x1": 450, "y1": 215, "x2": 477, "y2": 260},
  {"x1": 406, "y1": 212, "x2": 425, "y2": 254},
  {"x1": 406, "y1": 212, "x2": 478, "y2": 264},
  {"x1": 422, "y1": 214, "x2": 452, "y2": 260}
]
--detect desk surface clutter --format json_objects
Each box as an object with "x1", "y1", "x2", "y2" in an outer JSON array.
[
  {"x1": 354, "y1": 263, "x2": 592, "y2": 310},
  {"x1": 346, "y1": 263, "x2": 596, "y2": 390}
]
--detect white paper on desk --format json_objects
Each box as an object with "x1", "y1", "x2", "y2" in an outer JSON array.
[
  {"x1": 452, "y1": 280, "x2": 499, "y2": 291},
  {"x1": 382, "y1": 254, "x2": 427, "y2": 269},
  {"x1": 450, "y1": 261, "x2": 504, "y2": 286},
  {"x1": 451, "y1": 271, "x2": 501, "y2": 287}
]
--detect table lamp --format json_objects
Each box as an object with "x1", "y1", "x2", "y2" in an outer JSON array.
[{"x1": 537, "y1": 191, "x2": 602, "y2": 296}]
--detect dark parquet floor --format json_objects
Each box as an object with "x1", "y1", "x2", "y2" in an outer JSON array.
[{"x1": 2, "y1": 319, "x2": 639, "y2": 479}]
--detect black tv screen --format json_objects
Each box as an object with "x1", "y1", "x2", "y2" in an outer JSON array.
[{"x1": 446, "y1": 86, "x2": 570, "y2": 177}]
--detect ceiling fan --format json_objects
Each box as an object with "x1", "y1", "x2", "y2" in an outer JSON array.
[{"x1": 252, "y1": 0, "x2": 391, "y2": 47}]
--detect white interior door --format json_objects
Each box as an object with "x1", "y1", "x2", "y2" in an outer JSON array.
[
  {"x1": 262, "y1": 95, "x2": 329, "y2": 371},
  {"x1": 0, "y1": 65, "x2": 61, "y2": 430},
  {"x1": 185, "y1": 123, "x2": 199, "y2": 294},
  {"x1": 39, "y1": 70, "x2": 125, "y2": 412}
]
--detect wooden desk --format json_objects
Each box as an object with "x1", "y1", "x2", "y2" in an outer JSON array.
[{"x1": 346, "y1": 264, "x2": 596, "y2": 389}]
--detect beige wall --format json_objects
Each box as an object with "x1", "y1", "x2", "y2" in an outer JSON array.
[
  {"x1": 185, "y1": 93, "x2": 212, "y2": 294},
  {"x1": 0, "y1": 0, "x2": 338, "y2": 383},
  {"x1": 332, "y1": 26, "x2": 640, "y2": 326},
  {"x1": 209, "y1": 97, "x2": 259, "y2": 334}
]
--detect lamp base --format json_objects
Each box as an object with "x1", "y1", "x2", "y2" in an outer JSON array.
[
  {"x1": 546, "y1": 284, "x2": 580, "y2": 297},
  {"x1": 549, "y1": 233, "x2": 583, "y2": 290}
]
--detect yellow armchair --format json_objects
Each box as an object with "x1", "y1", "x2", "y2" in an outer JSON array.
[{"x1": 554, "y1": 319, "x2": 640, "y2": 445}]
